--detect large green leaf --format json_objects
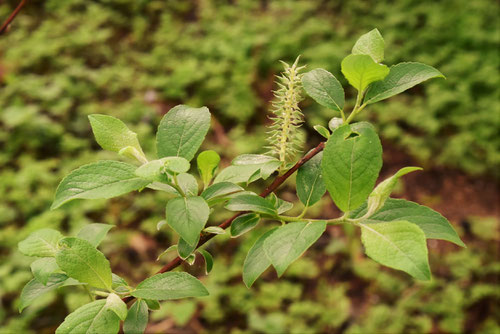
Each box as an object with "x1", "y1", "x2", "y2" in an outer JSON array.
[
  {"x1": 302, "y1": 68, "x2": 344, "y2": 112},
  {"x1": 242, "y1": 228, "x2": 278, "y2": 288},
  {"x1": 18, "y1": 228, "x2": 63, "y2": 257},
  {"x1": 31, "y1": 257, "x2": 59, "y2": 285},
  {"x1": 77, "y1": 223, "x2": 114, "y2": 248},
  {"x1": 56, "y1": 299, "x2": 121, "y2": 334},
  {"x1": 131, "y1": 272, "x2": 209, "y2": 300},
  {"x1": 263, "y1": 221, "x2": 326, "y2": 276},
  {"x1": 341, "y1": 54, "x2": 389, "y2": 91},
  {"x1": 88, "y1": 114, "x2": 143, "y2": 155},
  {"x1": 364, "y1": 62, "x2": 445, "y2": 104},
  {"x1": 19, "y1": 273, "x2": 68, "y2": 312},
  {"x1": 360, "y1": 220, "x2": 431, "y2": 280},
  {"x1": 197, "y1": 150, "x2": 220, "y2": 186},
  {"x1": 230, "y1": 213, "x2": 261, "y2": 238},
  {"x1": 296, "y1": 152, "x2": 326, "y2": 207},
  {"x1": 225, "y1": 194, "x2": 277, "y2": 216},
  {"x1": 351, "y1": 199, "x2": 465, "y2": 247},
  {"x1": 55, "y1": 237, "x2": 113, "y2": 291},
  {"x1": 123, "y1": 300, "x2": 149, "y2": 334},
  {"x1": 352, "y1": 28, "x2": 385, "y2": 63},
  {"x1": 156, "y1": 105, "x2": 211, "y2": 161},
  {"x1": 166, "y1": 196, "x2": 209, "y2": 246},
  {"x1": 322, "y1": 122, "x2": 382, "y2": 212},
  {"x1": 51, "y1": 161, "x2": 151, "y2": 209}
]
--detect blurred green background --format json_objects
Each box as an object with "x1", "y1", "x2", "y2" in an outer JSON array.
[{"x1": 0, "y1": 0, "x2": 499, "y2": 333}]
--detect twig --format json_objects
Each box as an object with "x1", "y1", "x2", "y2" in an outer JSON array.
[
  {"x1": 123, "y1": 141, "x2": 325, "y2": 303},
  {"x1": 0, "y1": 0, "x2": 27, "y2": 35}
]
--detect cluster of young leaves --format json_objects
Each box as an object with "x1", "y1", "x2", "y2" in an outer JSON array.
[{"x1": 17, "y1": 29, "x2": 465, "y2": 333}]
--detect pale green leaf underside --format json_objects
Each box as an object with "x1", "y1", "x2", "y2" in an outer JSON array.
[
  {"x1": 18, "y1": 228, "x2": 63, "y2": 257},
  {"x1": 156, "y1": 105, "x2": 211, "y2": 161},
  {"x1": 131, "y1": 272, "x2": 209, "y2": 300},
  {"x1": 341, "y1": 54, "x2": 389, "y2": 91},
  {"x1": 351, "y1": 198, "x2": 465, "y2": 247},
  {"x1": 322, "y1": 122, "x2": 383, "y2": 212},
  {"x1": 105, "y1": 293, "x2": 128, "y2": 321},
  {"x1": 364, "y1": 62, "x2": 445, "y2": 104},
  {"x1": 360, "y1": 220, "x2": 431, "y2": 280},
  {"x1": 263, "y1": 221, "x2": 326, "y2": 277},
  {"x1": 352, "y1": 28, "x2": 385, "y2": 63},
  {"x1": 166, "y1": 196, "x2": 209, "y2": 246},
  {"x1": 296, "y1": 152, "x2": 326, "y2": 207},
  {"x1": 123, "y1": 300, "x2": 149, "y2": 334},
  {"x1": 88, "y1": 114, "x2": 143, "y2": 154},
  {"x1": 242, "y1": 228, "x2": 278, "y2": 288},
  {"x1": 56, "y1": 299, "x2": 120, "y2": 334},
  {"x1": 302, "y1": 68, "x2": 345, "y2": 112},
  {"x1": 19, "y1": 273, "x2": 68, "y2": 312},
  {"x1": 51, "y1": 161, "x2": 151, "y2": 209}
]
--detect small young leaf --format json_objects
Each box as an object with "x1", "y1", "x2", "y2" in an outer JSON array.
[
  {"x1": 198, "y1": 249, "x2": 214, "y2": 274},
  {"x1": 313, "y1": 125, "x2": 330, "y2": 139},
  {"x1": 203, "y1": 226, "x2": 226, "y2": 235},
  {"x1": 274, "y1": 197, "x2": 294, "y2": 214},
  {"x1": 328, "y1": 117, "x2": 343, "y2": 131},
  {"x1": 263, "y1": 221, "x2": 326, "y2": 277},
  {"x1": 351, "y1": 199, "x2": 465, "y2": 247},
  {"x1": 225, "y1": 194, "x2": 277, "y2": 216},
  {"x1": 352, "y1": 28, "x2": 385, "y2": 63},
  {"x1": 186, "y1": 254, "x2": 196, "y2": 265},
  {"x1": 302, "y1": 68, "x2": 345, "y2": 112},
  {"x1": 144, "y1": 299, "x2": 161, "y2": 310},
  {"x1": 166, "y1": 197, "x2": 210, "y2": 246},
  {"x1": 135, "y1": 159, "x2": 166, "y2": 181},
  {"x1": 18, "y1": 228, "x2": 63, "y2": 257},
  {"x1": 364, "y1": 62, "x2": 445, "y2": 104},
  {"x1": 164, "y1": 157, "x2": 191, "y2": 174},
  {"x1": 156, "y1": 105, "x2": 211, "y2": 161},
  {"x1": 55, "y1": 237, "x2": 112, "y2": 291},
  {"x1": 106, "y1": 293, "x2": 128, "y2": 321},
  {"x1": 365, "y1": 167, "x2": 422, "y2": 216},
  {"x1": 123, "y1": 299, "x2": 149, "y2": 334},
  {"x1": 156, "y1": 245, "x2": 178, "y2": 261},
  {"x1": 77, "y1": 223, "x2": 114, "y2": 248},
  {"x1": 230, "y1": 213, "x2": 260, "y2": 238},
  {"x1": 242, "y1": 228, "x2": 278, "y2": 288},
  {"x1": 322, "y1": 122, "x2": 383, "y2": 212},
  {"x1": 178, "y1": 236, "x2": 198, "y2": 260},
  {"x1": 201, "y1": 182, "x2": 244, "y2": 206},
  {"x1": 360, "y1": 220, "x2": 431, "y2": 280},
  {"x1": 51, "y1": 161, "x2": 151, "y2": 209},
  {"x1": 131, "y1": 272, "x2": 209, "y2": 300},
  {"x1": 341, "y1": 54, "x2": 389, "y2": 91},
  {"x1": 232, "y1": 154, "x2": 278, "y2": 165},
  {"x1": 296, "y1": 152, "x2": 326, "y2": 207},
  {"x1": 197, "y1": 150, "x2": 220, "y2": 186},
  {"x1": 31, "y1": 257, "x2": 59, "y2": 285},
  {"x1": 56, "y1": 299, "x2": 120, "y2": 334},
  {"x1": 88, "y1": 114, "x2": 144, "y2": 156},
  {"x1": 19, "y1": 273, "x2": 68, "y2": 312},
  {"x1": 175, "y1": 173, "x2": 199, "y2": 196},
  {"x1": 111, "y1": 273, "x2": 129, "y2": 289}
]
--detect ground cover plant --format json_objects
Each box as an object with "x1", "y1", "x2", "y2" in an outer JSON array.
[{"x1": 16, "y1": 29, "x2": 467, "y2": 333}]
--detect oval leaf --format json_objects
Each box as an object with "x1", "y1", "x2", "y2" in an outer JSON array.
[
  {"x1": 352, "y1": 28, "x2": 385, "y2": 63},
  {"x1": 198, "y1": 249, "x2": 214, "y2": 274},
  {"x1": 230, "y1": 213, "x2": 261, "y2": 238},
  {"x1": 19, "y1": 274, "x2": 68, "y2": 312},
  {"x1": 296, "y1": 151, "x2": 326, "y2": 207},
  {"x1": 77, "y1": 223, "x2": 114, "y2": 248},
  {"x1": 88, "y1": 114, "x2": 144, "y2": 155},
  {"x1": 166, "y1": 197, "x2": 209, "y2": 246},
  {"x1": 341, "y1": 54, "x2": 389, "y2": 91},
  {"x1": 302, "y1": 68, "x2": 345, "y2": 112},
  {"x1": 201, "y1": 182, "x2": 244, "y2": 205},
  {"x1": 225, "y1": 194, "x2": 277, "y2": 216},
  {"x1": 131, "y1": 272, "x2": 209, "y2": 300},
  {"x1": 31, "y1": 257, "x2": 59, "y2": 285},
  {"x1": 18, "y1": 228, "x2": 63, "y2": 257},
  {"x1": 123, "y1": 300, "x2": 149, "y2": 334},
  {"x1": 197, "y1": 150, "x2": 220, "y2": 185},
  {"x1": 106, "y1": 293, "x2": 128, "y2": 321},
  {"x1": 56, "y1": 299, "x2": 120, "y2": 334},
  {"x1": 242, "y1": 228, "x2": 278, "y2": 288}
]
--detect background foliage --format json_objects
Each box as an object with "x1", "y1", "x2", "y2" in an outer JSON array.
[{"x1": 0, "y1": 0, "x2": 498, "y2": 333}]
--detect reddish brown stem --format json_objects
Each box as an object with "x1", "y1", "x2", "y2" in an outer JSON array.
[
  {"x1": 0, "y1": 0, "x2": 27, "y2": 35},
  {"x1": 123, "y1": 141, "x2": 325, "y2": 303}
]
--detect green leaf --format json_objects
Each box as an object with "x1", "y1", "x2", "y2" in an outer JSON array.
[
  {"x1": 352, "y1": 28, "x2": 385, "y2": 63},
  {"x1": 77, "y1": 223, "x2": 114, "y2": 248},
  {"x1": 351, "y1": 199, "x2": 465, "y2": 247},
  {"x1": 198, "y1": 249, "x2": 214, "y2": 274},
  {"x1": 31, "y1": 257, "x2": 59, "y2": 285},
  {"x1": 156, "y1": 105, "x2": 211, "y2": 161},
  {"x1": 105, "y1": 293, "x2": 128, "y2": 321},
  {"x1": 88, "y1": 114, "x2": 144, "y2": 156},
  {"x1": 242, "y1": 228, "x2": 278, "y2": 288},
  {"x1": 322, "y1": 122, "x2": 383, "y2": 212},
  {"x1": 302, "y1": 68, "x2": 345, "y2": 112},
  {"x1": 186, "y1": 254, "x2": 196, "y2": 265},
  {"x1": 175, "y1": 173, "x2": 199, "y2": 196},
  {"x1": 263, "y1": 221, "x2": 326, "y2": 277},
  {"x1": 232, "y1": 154, "x2": 278, "y2": 165},
  {"x1": 19, "y1": 273, "x2": 68, "y2": 312},
  {"x1": 364, "y1": 62, "x2": 445, "y2": 104},
  {"x1": 178, "y1": 236, "x2": 199, "y2": 260},
  {"x1": 296, "y1": 152, "x2": 326, "y2": 207},
  {"x1": 156, "y1": 245, "x2": 178, "y2": 261},
  {"x1": 197, "y1": 150, "x2": 220, "y2": 186},
  {"x1": 328, "y1": 117, "x2": 344, "y2": 131},
  {"x1": 144, "y1": 299, "x2": 161, "y2": 310},
  {"x1": 131, "y1": 272, "x2": 209, "y2": 300},
  {"x1": 134, "y1": 159, "x2": 166, "y2": 181},
  {"x1": 55, "y1": 237, "x2": 112, "y2": 291},
  {"x1": 56, "y1": 299, "x2": 120, "y2": 334},
  {"x1": 123, "y1": 300, "x2": 149, "y2": 334},
  {"x1": 201, "y1": 182, "x2": 244, "y2": 206},
  {"x1": 203, "y1": 226, "x2": 226, "y2": 235},
  {"x1": 366, "y1": 167, "x2": 422, "y2": 216},
  {"x1": 230, "y1": 213, "x2": 260, "y2": 238},
  {"x1": 112, "y1": 273, "x2": 129, "y2": 289},
  {"x1": 51, "y1": 161, "x2": 151, "y2": 209},
  {"x1": 18, "y1": 228, "x2": 63, "y2": 257},
  {"x1": 164, "y1": 157, "x2": 191, "y2": 174},
  {"x1": 166, "y1": 197, "x2": 210, "y2": 246},
  {"x1": 360, "y1": 220, "x2": 431, "y2": 280},
  {"x1": 313, "y1": 125, "x2": 330, "y2": 139},
  {"x1": 214, "y1": 155, "x2": 281, "y2": 184},
  {"x1": 341, "y1": 54, "x2": 389, "y2": 91},
  {"x1": 225, "y1": 194, "x2": 277, "y2": 216}
]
